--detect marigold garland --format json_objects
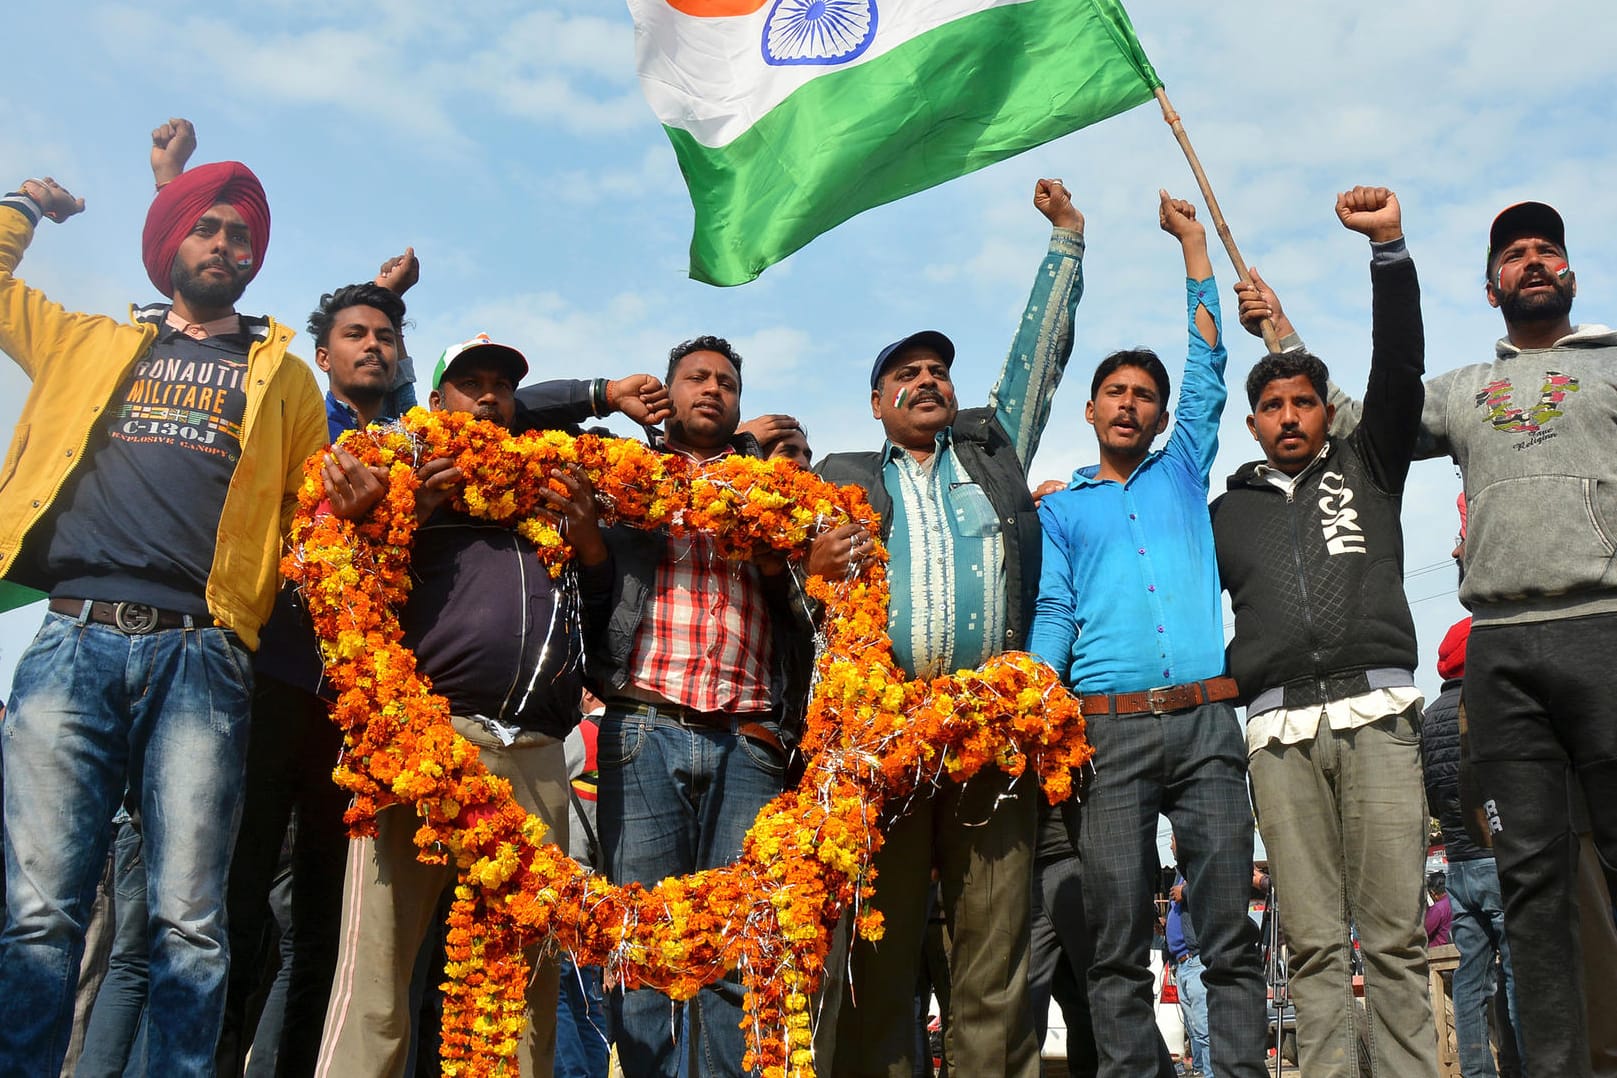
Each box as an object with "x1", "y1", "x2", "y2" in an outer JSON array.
[{"x1": 284, "y1": 408, "x2": 1094, "y2": 1077}]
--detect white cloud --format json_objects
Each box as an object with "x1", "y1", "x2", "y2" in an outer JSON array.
[
  {"x1": 729, "y1": 325, "x2": 811, "y2": 393},
  {"x1": 549, "y1": 146, "x2": 683, "y2": 207},
  {"x1": 83, "y1": 2, "x2": 649, "y2": 152}
]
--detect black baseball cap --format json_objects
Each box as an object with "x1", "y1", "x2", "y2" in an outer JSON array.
[
  {"x1": 870, "y1": 330, "x2": 956, "y2": 389},
  {"x1": 1487, "y1": 202, "x2": 1566, "y2": 276}
]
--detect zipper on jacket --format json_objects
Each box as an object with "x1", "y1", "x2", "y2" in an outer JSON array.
[
  {"x1": 6, "y1": 322, "x2": 158, "y2": 576},
  {"x1": 1285, "y1": 495, "x2": 1321, "y2": 668},
  {"x1": 496, "y1": 530, "x2": 531, "y2": 722}
]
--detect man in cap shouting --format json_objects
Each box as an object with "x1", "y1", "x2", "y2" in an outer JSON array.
[{"x1": 0, "y1": 126, "x2": 325, "y2": 1076}]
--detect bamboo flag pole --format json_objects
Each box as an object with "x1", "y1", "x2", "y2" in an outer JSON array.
[{"x1": 1154, "y1": 86, "x2": 1279, "y2": 353}]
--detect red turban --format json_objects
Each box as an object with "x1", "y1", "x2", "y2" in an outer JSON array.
[
  {"x1": 1437, "y1": 617, "x2": 1471, "y2": 681},
  {"x1": 141, "y1": 161, "x2": 270, "y2": 297}
]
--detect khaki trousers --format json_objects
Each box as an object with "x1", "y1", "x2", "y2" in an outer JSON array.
[
  {"x1": 1250, "y1": 708, "x2": 1438, "y2": 1078},
  {"x1": 830, "y1": 765, "x2": 1039, "y2": 1078},
  {"x1": 315, "y1": 717, "x2": 569, "y2": 1078}
]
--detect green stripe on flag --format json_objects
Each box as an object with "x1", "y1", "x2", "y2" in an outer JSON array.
[
  {"x1": 669, "y1": 0, "x2": 1161, "y2": 286},
  {"x1": 0, "y1": 581, "x2": 44, "y2": 615}
]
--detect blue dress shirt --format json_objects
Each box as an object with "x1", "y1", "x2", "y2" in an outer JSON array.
[{"x1": 1027, "y1": 277, "x2": 1228, "y2": 695}]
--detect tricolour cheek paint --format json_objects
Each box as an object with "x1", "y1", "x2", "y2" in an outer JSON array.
[
  {"x1": 893, "y1": 388, "x2": 909, "y2": 409},
  {"x1": 1554, "y1": 261, "x2": 1571, "y2": 280},
  {"x1": 236, "y1": 255, "x2": 254, "y2": 269}
]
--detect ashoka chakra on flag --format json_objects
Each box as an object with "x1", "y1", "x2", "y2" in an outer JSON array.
[{"x1": 762, "y1": 0, "x2": 878, "y2": 66}]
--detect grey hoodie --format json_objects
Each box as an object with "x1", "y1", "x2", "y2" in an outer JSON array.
[{"x1": 1336, "y1": 324, "x2": 1617, "y2": 624}]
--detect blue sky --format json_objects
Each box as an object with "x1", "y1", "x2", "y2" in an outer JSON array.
[{"x1": 2, "y1": 3, "x2": 1614, "y2": 851}]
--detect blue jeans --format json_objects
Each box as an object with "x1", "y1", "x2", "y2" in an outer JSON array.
[
  {"x1": 556, "y1": 957, "x2": 609, "y2": 1078},
  {"x1": 77, "y1": 812, "x2": 149, "y2": 1078},
  {"x1": 1447, "y1": 857, "x2": 1519, "y2": 1078},
  {"x1": 1175, "y1": 954, "x2": 1211, "y2": 1075},
  {"x1": 0, "y1": 611, "x2": 252, "y2": 1077},
  {"x1": 597, "y1": 703, "x2": 786, "y2": 1077},
  {"x1": 1078, "y1": 703, "x2": 1266, "y2": 1078}
]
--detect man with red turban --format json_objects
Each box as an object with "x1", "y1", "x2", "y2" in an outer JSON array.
[
  {"x1": 143, "y1": 159, "x2": 271, "y2": 303},
  {"x1": 0, "y1": 121, "x2": 325, "y2": 1077}
]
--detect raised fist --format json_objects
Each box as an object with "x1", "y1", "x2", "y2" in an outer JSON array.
[
  {"x1": 1158, "y1": 189, "x2": 1204, "y2": 241},
  {"x1": 19, "y1": 177, "x2": 84, "y2": 223},
  {"x1": 1336, "y1": 186, "x2": 1402, "y2": 243},
  {"x1": 151, "y1": 118, "x2": 197, "y2": 188},
  {"x1": 375, "y1": 247, "x2": 420, "y2": 295},
  {"x1": 1034, "y1": 178, "x2": 1083, "y2": 232}
]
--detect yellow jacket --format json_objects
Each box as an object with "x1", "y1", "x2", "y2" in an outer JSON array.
[{"x1": 0, "y1": 204, "x2": 326, "y2": 649}]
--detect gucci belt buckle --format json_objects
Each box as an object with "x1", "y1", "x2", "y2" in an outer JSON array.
[{"x1": 112, "y1": 601, "x2": 160, "y2": 634}]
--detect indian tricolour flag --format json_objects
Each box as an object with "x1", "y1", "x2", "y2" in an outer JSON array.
[{"x1": 628, "y1": 0, "x2": 1162, "y2": 286}]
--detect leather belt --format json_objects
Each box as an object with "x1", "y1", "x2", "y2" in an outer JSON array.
[
  {"x1": 50, "y1": 598, "x2": 194, "y2": 635},
  {"x1": 612, "y1": 699, "x2": 785, "y2": 756},
  {"x1": 1080, "y1": 676, "x2": 1238, "y2": 718}
]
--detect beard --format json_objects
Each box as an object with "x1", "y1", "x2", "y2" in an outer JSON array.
[
  {"x1": 170, "y1": 258, "x2": 248, "y2": 311},
  {"x1": 1498, "y1": 275, "x2": 1574, "y2": 324}
]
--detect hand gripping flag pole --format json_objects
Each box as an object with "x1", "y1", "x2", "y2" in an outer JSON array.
[{"x1": 1154, "y1": 86, "x2": 1281, "y2": 353}]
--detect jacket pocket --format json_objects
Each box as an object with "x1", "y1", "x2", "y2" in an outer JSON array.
[
  {"x1": 0, "y1": 423, "x2": 27, "y2": 491},
  {"x1": 1465, "y1": 475, "x2": 1617, "y2": 601}
]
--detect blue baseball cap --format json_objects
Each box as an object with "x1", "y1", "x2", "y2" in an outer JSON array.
[{"x1": 869, "y1": 330, "x2": 955, "y2": 389}]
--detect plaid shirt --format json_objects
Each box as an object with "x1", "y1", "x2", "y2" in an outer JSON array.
[{"x1": 626, "y1": 446, "x2": 775, "y2": 713}]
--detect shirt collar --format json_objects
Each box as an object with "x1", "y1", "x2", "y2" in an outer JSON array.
[
  {"x1": 1253, "y1": 439, "x2": 1333, "y2": 488},
  {"x1": 163, "y1": 308, "x2": 243, "y2": 340},
  {"x1": 647, "y1": 427, "x2": 761, "y2": 462},
  {"x1": 882, "y1": 425, "x2": 953, "y2": 464},
  {"x1": 135, "y1": 303, "x2": 270, "y2": 342},
  {"x1": 654, "y1": 432, "x2": 735, "y2": 465},
  {"x1": 1069, "y1": 446, "x2": 1166, "y2": 489},
  {"x1": 325, "y1": 391, "x2": 363, "y2": 437}
]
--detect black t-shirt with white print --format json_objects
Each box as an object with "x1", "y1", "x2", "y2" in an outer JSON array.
[{"x1": 46, "y1": 318, "x2": 253, "y2": 615}]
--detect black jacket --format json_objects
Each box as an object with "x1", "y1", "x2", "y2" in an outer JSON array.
[
  {"x1": 1210, "y1": 253, "x2": 1424, "y2": 704},
  {"x1": 514, "y1": 378, "x2": 606, "y2": 436},
  {"x1": 1420, "y1": 680, "x2": 1489, "y2": 862},
  {"x1": 403, "y1": 508, "x2": 611, "y2": 739},
  {"x1": 816, "y1": 406, "x2": 1044, "y2": 657},
  {"x1": 585, "y1": 430, "x2": 816, "y2": 739}
]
